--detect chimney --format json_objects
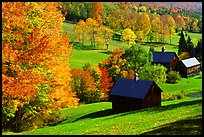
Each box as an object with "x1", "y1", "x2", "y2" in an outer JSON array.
[
  {"x1": 134, "y1": 73, "x2": 138, "y2": 81},
  {"x1": 162, "y1": 46, "x2": 165, "y2": 52}
]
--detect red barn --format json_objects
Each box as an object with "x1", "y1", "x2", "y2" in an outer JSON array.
[{"x1": 109, "y1": 77, "x2": 163, "y2": 112}]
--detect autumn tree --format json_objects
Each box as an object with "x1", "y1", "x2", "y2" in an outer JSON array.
[
  {"x1": 74, "y1": 19, "x2": 86, "y2": 44},
  {"x1": 107, "y1": 8, "x2": 125, "y2": 32},
  {"x1": 2, "y1": 2, "x2": 79, "y2": 132},
  {"x1": 96, "y1": 25, "x2": 113, "y2": 50},
  {"x1": 166, "y1": 15, "x2": 176, "y2": 44},
  {"x1": 189, "y1": 18, "x2": 200, "y2": 32},
  {"x1": 89, "y1": 2, "x2": 104, "y2": 25},
  {"x1": 151, "y1": 16, "x2": 162, "y2": 42},
  {"x1": 134, "y1": 12, "x2": 151, "y2": 42},
  {"x1": 70, "y1": 69, "x2": 100, "y2": 104},
  {"x1": 120, "y1": 28, "x2": 137, "y2": 46},
  {"x1": 159, "y1": 14, "x2": 170, "y2": 43},
  {"x1": 99, "y1": 49, "x2": 132, "y2": 82},
  {"x1": 173, "y1": 14, "x2": 185, "y2": 31},
  {"x1": 98, "y1": 67, "x2": 113, "y2": 99},
  {"x1": 85, "y1": 18, "x2": 100, "y2": 48}
]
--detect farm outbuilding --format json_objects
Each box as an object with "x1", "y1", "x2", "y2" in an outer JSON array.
[
  {"x1": 177, "y1": 57, "x2": 201, "y2": 78},
  {"x1": 109, "y1": 77, "x2": 163, "y2": 112},
  {"x1": 152, "y1": 48, "x2": 179, "y2": 71}
]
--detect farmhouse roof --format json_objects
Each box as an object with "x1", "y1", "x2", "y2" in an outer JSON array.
[
  {"x1": 109, "y1": 78, "x2": 162, "y2": 99},
  {"x1": 181, "y1": 57, "x2": 200, "y2": 68},
  {"x1": 152, "y1": 52, "x2": 177, "y2": 63}
]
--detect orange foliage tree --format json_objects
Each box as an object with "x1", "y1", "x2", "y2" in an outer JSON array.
[
  {"x1": 99, "y1": 67, "x2": 113, "y2": 99},
  {"x1": 99, "y1": 49, "x2": 134, "y2": 83},
  {"x1": 2, "y1": 2, "x2": 79, "y2": 132},
  {"x1": 89, "y1": 2, "x2": 104, "y2": 25},
  {"x1": 70, "y1": 69, "x2": 101, "y2": 104},
  {"x1": 83, "y1": 64, "x2": 113, "y2": 100}
]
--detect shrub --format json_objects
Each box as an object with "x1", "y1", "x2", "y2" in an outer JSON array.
[
  {"x1": 138, "y1": 63, "x2": 167, "y2": 84},
  {"x1": 161, "y1": 90, "x2": 187, "y2": 101},
  {"x1": 166, "y1": 71, "x2": 181, "y2": 84}
]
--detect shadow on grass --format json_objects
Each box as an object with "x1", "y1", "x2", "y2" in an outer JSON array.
[
  {"x1": 99, "y1": 51, "x2": 113, "y2": 55},
  {"x1": 71, "y1": 99, "x2": 202, "y2": 123},
  {"x1": 194, "y1": 76, "x2": 202, "y2": 79},
  {"x1": 141, "y1": 114, "x2": 202, "y2": 135}
]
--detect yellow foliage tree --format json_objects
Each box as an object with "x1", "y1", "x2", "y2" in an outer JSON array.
[
  {"x1": 96, "y1": 25, "x2": 113, "y2": 49},
  {"x1": 121, "y1": 28, "x2": 137, "y2": 45},
  {"x1": 134, "y1": 12, "x2": 151, "y2": 41}
]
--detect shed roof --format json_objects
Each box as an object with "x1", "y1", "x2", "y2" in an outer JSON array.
[
  {"x1": 152, "y1": 52, "x2": 177, "y2": 63},
  {"x1": 109, "y1": 78, "x2": 162, "y2": 99},
  {"x1": 181, "y1": 57, "x2": 200, "y2": 68}
]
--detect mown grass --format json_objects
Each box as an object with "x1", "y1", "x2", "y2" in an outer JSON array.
[
  {"x1": 69, "y1": 49, "x2": 111, "y2": 69},
  {"x1": 4, "y1": 97, "x2": 201, "y2": 135},
  {"x1": 159, "y1": 72, "x2": 202, "y2": 96}
]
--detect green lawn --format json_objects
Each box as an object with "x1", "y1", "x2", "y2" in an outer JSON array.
[
  {"x1": 62, "y1": 21, "x2": 75, "y2": 41},
  {"x1": 69, "y1": 49, "x2": 111, "y2": 69},
  {"x1": 5, "y1": 97, "x2": 201, "y2": 135},
  {"x1": 159, "y1": 72, "x2": 202, "y2": 95}
]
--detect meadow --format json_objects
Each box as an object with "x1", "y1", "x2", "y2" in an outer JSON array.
[{"x1": 3, "y1": 97, "x2": 202, "y2": 135}]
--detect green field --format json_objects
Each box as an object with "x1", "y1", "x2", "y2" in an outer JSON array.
[
  {"x1": 4, "y1": 97, "x2": 201, "y2": 135},
  {"x1": 69, "y1": 49, "x2": 110, "y2": 69},
  {"x1": 159, "y1": 72, "x2": 202, "y2": 95}
]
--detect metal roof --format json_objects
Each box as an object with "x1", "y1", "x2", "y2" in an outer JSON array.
[
  {"x1": 181, "y1": 57, "x2": 200, "y2": 68},
  {"x1": 109, "y1": 78, "x2": 160, "y2": 99},
  {"x1": 152, "y1": 52, "x2": 177, "y2": 63}
]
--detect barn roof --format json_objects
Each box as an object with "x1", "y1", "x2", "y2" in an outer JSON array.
[
  {"x1": 152, "y1": 52, "x2": 177, "y2": 63},
  {"x1": 109, "y1": 78, "x2": 162, "y2": 99},
  {"x1": 181, "y1": 57, "x2": 200, "y2": 68}
]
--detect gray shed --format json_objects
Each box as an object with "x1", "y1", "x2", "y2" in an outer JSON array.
[{"x1": 177, "y1": 57, "x2": 201, "y2": 78}]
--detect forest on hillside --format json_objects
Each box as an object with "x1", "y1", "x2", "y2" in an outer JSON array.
[
  {"x1": 61, "y1": 2, "x2": 202, "y2": 34},
  {"x1": 61, "y1": 2, "x2": 202, "y2": 49}
]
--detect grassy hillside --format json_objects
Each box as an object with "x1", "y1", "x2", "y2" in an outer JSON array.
[
  {"x1": 159, "y1": 72, "x2": 202, "y2": 96},
  {"x1": 5, "y1": 97, "x2": 201, "y2": 135},
  {"x1": 69, "y1": 49, "x2": 110, "y2": 68}
]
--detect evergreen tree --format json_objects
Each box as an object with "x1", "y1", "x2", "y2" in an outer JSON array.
[
  {"x1": 186, "y1": 36, "x2": 195, "y2": 57},
  {"x1": 195, "y1": 39, "x2": 202, "y2": 60},
  {"x1": 178, "y1": 30, "x2": 186, "y2": 55}
]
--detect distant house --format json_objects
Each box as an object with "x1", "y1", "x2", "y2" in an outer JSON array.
[
  {"x1": 109, "y1": 76, "x2": 163, "y2": 112},
  {"x1": 152, "y1": 47, "x2": 179, "y2": 71},
  {"x1": 177, "y1": 57, "x2": 201, "y2": 78}
]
